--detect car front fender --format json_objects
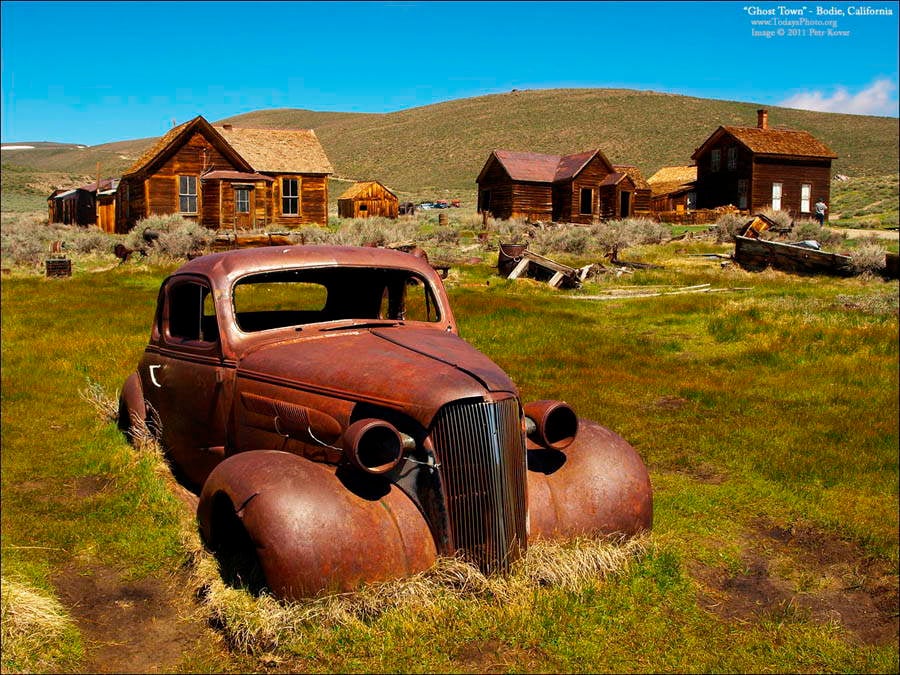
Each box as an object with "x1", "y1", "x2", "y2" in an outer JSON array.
[
  {"x1": 526, "y1": 418, "x2": 653, "y2": 540},
  {"x1": 198, "y1": 450, "x2": 437, "y2": 600}
]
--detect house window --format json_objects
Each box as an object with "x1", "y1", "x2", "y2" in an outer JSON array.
[
  {"x1": 710, "y1": 149, "x2": 721, "y2": 172},
  {"x1": 579, "y1": 188, "x2": 593, "y2": 215},
  {"x1": 727, "y1": 147, "x2": 738, "y2": 171},
  {"x1": 282, "y1": 178, "x2": 299, "y2": 215},
  {"x1": 800, "y1": 184, "x2": 811, "y2": 213},
  {"x1": 771, "y1": 182, "x2": 783, "y2": 211},
  {"x1": 179, "y1": 176, "x2": 197, "y2": 213},
  {"x1": 235, "y1": 188, "x2": 250, "y2": 214},
  {"x1": 737, "y1": 179, "x2": 749, "y2": 210}
]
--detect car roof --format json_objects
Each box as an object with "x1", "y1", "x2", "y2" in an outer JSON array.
[{"x1": 173, "y1": 245, "x2": 438, "y2": 285}]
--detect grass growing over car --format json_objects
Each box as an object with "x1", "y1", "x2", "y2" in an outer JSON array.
[{"x1": 1, "y1": 245, "x2": 897, "y2": 672}]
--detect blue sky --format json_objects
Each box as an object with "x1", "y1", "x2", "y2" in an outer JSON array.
[{"x1": 2, "y1": 1, "x2": 898, "y2": 145}]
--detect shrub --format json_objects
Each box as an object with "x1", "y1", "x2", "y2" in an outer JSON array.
[
  {"x1": 126, "y1": 215, "x2": 215, "y2": 260},
  {"x1": 757, "y1": 206, "x2": 793, "y2": 230},
  {"x1": 714, "y1": 212, "x2": 749, "y2": 243},
  {"x1": 849, "y1": 242, "x2": 887, "y2": 276},
  {"x1": 791, "y1": 221, "x2": 845, "y2": 248}
]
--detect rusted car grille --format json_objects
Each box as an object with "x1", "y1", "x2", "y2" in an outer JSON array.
[{"x1": 430, "y1": 397, "x2": 528, "y2": 574}]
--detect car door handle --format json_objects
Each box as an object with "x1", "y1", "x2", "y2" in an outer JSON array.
[{"x1": 149, "y1": 364, "x2": 163, "y2": 388}]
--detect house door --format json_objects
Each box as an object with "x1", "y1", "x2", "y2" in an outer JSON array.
[
  {"x1": 234, "y1": 187, "x2": 253, "y2": 229},
  {"x1": 619, "y1": 191, "x2": 632, "y2": 218}
]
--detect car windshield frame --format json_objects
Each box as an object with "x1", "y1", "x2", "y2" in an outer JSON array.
[{"x1": 230, "y1": 265, "x2": 443, "y2": 334}]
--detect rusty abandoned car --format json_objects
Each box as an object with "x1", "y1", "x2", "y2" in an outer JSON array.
[{"x1": 119, "y1": 245, "x2": 652, "y2": 600}]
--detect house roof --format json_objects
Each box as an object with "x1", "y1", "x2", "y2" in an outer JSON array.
[
  {"x1": 215, "y1": 126, "x2": 333, "y2": 175},
  {"x1": 78, "y1": 177, "x2": 119, "y2": 192},
  {"x1": 599, "y1": 172, "x2": 629, "y2": 187},
  {"x1": 692, "y1": 125, "x2": 837, "y2": 160},
  {"x1": 647, "y1": 165, "x2": 697, "y2": 196},
  {"x1": 613, "y1": 165, "x2": 650, "y2": 190},
  {"x1": 482, "y1": 149, "x2": 614, "y2": 184},
  {"x1": 337, "y1": 180, "x2": 397, "y2": 200},
  {"x1": 122, "y1": 116, "x2": 252, "y2": 178}
]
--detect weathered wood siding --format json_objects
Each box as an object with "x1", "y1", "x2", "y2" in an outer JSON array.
[
  {"x1": 476, "y1": 157, "x2": 555, "y2": 221},
  {"x1": 750, "y1": 158, "x2": 831, "y2": 217},
  {"x1": 565, "y1": 155, "x2": 615, "y2": 224},
  {"x1": 695, "y1": 139, "x2": 754, "y2": 209},
  {"x1": 97, "y1": 195, "x2": 116, "y2": 233},
  {"x1": 337, "y1": 183, "x2": 399, "y2": 219}
]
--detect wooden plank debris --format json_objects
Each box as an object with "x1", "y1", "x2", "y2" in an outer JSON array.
[
  {"x1": 567, "y1": 284, "x2": 751, "y2": 301},
  {"x1": 498, "y1": 243, "x2": 601, "y2": 289},
  {"x1": 734, "y1": 235, "x2": 853, "y2": 276}
]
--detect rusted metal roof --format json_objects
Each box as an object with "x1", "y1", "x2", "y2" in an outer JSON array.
[
  {"x1": 202, "y1": 170, "x2": 274, "y2": 182},
  {"x1": 598, "y1": 172, "x2": 627, "y2": 187},
  {"x1": 692, "y1": 125, "x2": 837, "y2": 160},
  {"x1": 489, "y1": 149, "x2": 613, "y2": 184},
  {"x1": 215, "y1": 126, "x2": 333, "y2": 175}
]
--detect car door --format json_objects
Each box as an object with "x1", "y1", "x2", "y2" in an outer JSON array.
[{"x1": 143, "y1": 275, "x2": 229, "y2": 486}]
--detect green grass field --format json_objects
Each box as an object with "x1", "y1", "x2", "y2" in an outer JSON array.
[{"x1": 2, "y1": 238, "x2": 897, "y2": 672}]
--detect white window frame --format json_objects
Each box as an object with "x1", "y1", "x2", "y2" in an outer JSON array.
[
  {"x1": 727, "y1": 146, "x2": 738, "y2": 171},
  {"x1": 179, "y1": 175, "x2": 198, "y2": 214},
  {"x1": 281, "y1": 178, "x2": 299, "y2": 216},
  {"x1": 235, "y1": 188, "x2": 250, "y2": 214},
  {"x1": 771, "y1": 182, "x2": 782, "y2": 211},
  {"x1": 800, "y1": 184, "x2": 811, "y2": 213},
  {"x1": 710, "y1": 149, "x2": 721, "y2": 172}
]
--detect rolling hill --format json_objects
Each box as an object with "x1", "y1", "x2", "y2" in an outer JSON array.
[{"x1": 2, "y1": 88, "x2": 897, "y2": 207}]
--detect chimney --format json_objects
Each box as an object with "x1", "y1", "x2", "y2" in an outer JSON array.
[
  {"x1": 757, "y1": 109, "x2": 768, "y2": 130},
  {"x1": 222, "y1": 123, "x2": 233, "y2": 131}
]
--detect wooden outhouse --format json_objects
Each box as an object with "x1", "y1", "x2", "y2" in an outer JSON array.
[
  {"x1": 691, "y1": 110, "x2": 836, "y2": 217},
  {"x1": 115, "y1": 116, "x2": 333, "y2": 232},
  {"x1": 337, "y1": 181, "x2": 399, "y2": 219}
]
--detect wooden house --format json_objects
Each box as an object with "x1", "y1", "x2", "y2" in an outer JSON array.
[
  {"x1": 115, "y1": 116, "x2": 333, "y2": 232},
  {"x1": 690, "y1": 110, "x2": 836, "y2": 217},
  {"x1": 476, "y1": 149, "x2": 639, "y2": 224},
  {"x1": 337, "y1": 181, "x2": 399, "y2": 219},
  {"x1": 647, "y1": 165, "x2": 697, "y2": 212},
  {"x1": 47, "y1": 178, "x2": 118, "y2": 227},
  {"x1": 613, "y1": 165, "x2": 652, "y2": 216}
]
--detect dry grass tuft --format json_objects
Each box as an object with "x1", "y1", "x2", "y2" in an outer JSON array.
[
  {"x1": 78, "y1": 377, "x2": 119, "y2": 425},
  {"x1": 1, "y1": 577, "x2": 75, "y2": 668},
  {"x1": 189, "y1": 533, "x2": 648, "y2": 653}
]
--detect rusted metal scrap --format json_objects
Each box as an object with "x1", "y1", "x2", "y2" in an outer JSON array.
[
  {"x1": 498, "y1": 243, "x2": 600, "y2": 288},
  {"x1": 118, "y1": 245, "x2": 652, "y2": 600}
]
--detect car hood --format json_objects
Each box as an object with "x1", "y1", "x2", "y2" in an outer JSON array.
[{"x1": 236, "y1": 326, "x2": 518, "y2": 421}]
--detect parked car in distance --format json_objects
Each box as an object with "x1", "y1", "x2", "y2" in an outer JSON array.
[{"x1": 119, "y1": 245, "x2": 652, "y2": 600}]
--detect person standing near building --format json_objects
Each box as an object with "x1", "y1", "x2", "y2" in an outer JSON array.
[{"x1": 814, "y1": 198, "x2": 828, "y2": 225}]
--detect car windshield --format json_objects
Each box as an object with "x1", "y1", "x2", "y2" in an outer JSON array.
[{"x1": 232, "y1": 266, "x2": 441, "y2": 333}]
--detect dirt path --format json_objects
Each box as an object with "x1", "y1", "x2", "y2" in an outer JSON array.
[
  {"x1": 54, "y1": 562, "x2": 229, "y2": 674},
  {"x1": 837, "y1": 227, "x2": 899, "y2": 240}
]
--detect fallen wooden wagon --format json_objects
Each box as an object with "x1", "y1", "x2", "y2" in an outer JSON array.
[{"x1": 733, "y1": 235, "x2": 853, "y2": 276}]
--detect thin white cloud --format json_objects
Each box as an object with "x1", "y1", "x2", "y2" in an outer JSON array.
[{"x1": 779, "y1": 78, "x2": 898, "y2": 116}]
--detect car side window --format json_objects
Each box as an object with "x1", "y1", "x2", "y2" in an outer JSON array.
[{"x1": 166, "y1": 281, "x2": 218, "y2": 344}]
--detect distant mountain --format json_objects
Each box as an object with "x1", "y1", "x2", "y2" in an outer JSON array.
[{"x1": 4, "y1": 89, "x2": 897, "y2": 201}]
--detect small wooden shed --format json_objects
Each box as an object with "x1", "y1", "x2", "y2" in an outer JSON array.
[{"x1": 337, "y1": 181, "x2": 399, "y2": 219}]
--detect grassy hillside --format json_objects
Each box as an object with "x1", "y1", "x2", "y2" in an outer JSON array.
[{"x1": 3, "y1": 88, "x2": 897, "y2": 206}]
